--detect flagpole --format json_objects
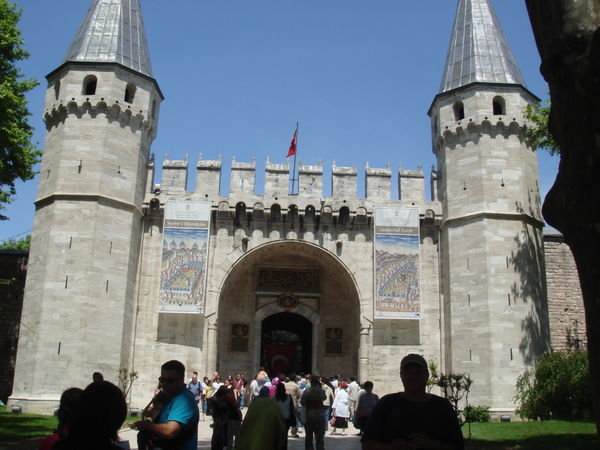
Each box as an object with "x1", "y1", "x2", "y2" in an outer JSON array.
[{"x1": 291, "y1": 122, "x2": 298, "y2": 194}]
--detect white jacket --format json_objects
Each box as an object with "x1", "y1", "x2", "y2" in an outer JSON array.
[{"x1": 331, "y1": 389, "x2": 351, "y2": 418}]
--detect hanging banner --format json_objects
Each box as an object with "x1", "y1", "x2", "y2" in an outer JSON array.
[
  {"x1": 374, "y1": 207, "x2": 421, "y2": 319},
  {"x1": 159, "y1": 200, "x2": 211, "y2": 314}
]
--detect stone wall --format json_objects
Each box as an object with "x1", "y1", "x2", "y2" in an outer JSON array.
[
  {"x1": 544, "y1": 233, "x2": 587, "y2": 351},
  {"x1": 0, "y1": 251, "x2": 28, "y2": 403},
  {"x1": 2, "y1": 230, "x2": 588, "y2": 408}
]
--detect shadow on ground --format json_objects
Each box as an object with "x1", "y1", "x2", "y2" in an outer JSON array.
[{"x1": 464, "y1": 434, "x2": 598, "y2": 450}]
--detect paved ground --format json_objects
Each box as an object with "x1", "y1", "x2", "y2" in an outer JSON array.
[
  {"x1": 119, "y1": 413, "x2": 364, "y2": 449},
  {"x1": 0, "y1": 412, "x2": 363, "y2": 450}
]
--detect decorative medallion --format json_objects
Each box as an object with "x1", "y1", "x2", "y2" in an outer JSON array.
[{"x1": 277, "y1": 291, "x2": 299, "y2": 309}]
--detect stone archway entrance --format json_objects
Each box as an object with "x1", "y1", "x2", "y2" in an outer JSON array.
[
  {"x1": 215, "y1": 241, "x2": 361, "y2": 379},
  {"x1": 261, "y1": 312, "x2": 312, "y2": 376}
]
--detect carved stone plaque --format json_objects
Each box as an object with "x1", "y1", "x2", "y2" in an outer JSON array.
[
  {"x1": 257, "y1": 268, "x2": 320, "y2": 292},
  {"x1": 231, "y1": 323, "x2": 249, "y2": 352},
  {"x1": 325, "y1": 328, "x2": 343, "y2": 355}
]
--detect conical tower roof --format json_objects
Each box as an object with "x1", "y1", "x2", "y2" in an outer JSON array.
[
  {"x1": 63, "y1": 0, "x2": 153, "y2": 77},
  {"x1": 439, "y1": 0, "x2": 525, "y2": 93}
]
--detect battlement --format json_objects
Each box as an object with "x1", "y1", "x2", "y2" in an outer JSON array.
[
  {"x1": 231, "y1": 157, "x2": 256, "y2": 194},
  {"x1": 438, "y1": 116, "x2": 527, "y2": 143},
  {"x1": 43, "y1": 100, "x2": 154, "y2": 138},
  {"x1": 429, "y1": 85, "x2": 535, "y2": 151},
  {"x1": 399, "y1": 166, "x2": 425, "y2": 202},
  {"x1": 152, "y1": 157, "x2": 434, "y2": 204},
  {"x1": 365, "y1": 163, "x2": 392, "y2": 200},
  {"x1": 299, "y1": 163, "x2": 323, "y2": 198},
  {"x1": 161, "y1": 158, "x2": 189, "y2": 194}
]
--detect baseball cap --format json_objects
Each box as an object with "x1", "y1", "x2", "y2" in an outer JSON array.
[{"x1": 400, "y1": 353, "x2": 428, "y2": 370}]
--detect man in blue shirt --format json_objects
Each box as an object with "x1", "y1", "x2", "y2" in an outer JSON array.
[{"x1": 134, "y1": 360, "x2": 200, "y2": 450}]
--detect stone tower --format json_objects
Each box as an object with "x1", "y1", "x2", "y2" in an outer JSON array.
[
  {"x1": 429, "y1": 0, "x2": 550, "y2": 410},
  {"x1": 9, "y1": 0, "x2": 162, "y2": 413}
]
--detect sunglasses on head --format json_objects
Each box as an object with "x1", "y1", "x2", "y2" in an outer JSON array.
[{"x1": 158, "y1": 377, "x2": 179, "y2": 384}]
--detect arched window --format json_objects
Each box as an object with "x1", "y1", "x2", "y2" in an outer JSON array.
[
  {"x1": 305, "y1": 205, "x2": 315, "y2": 223},
  {"x1": 355, "y1": 207, "x2": 368, "y2": 225},
  {"x1": 453, "y1": 101, "x2": 465, "y2": 120},
  {"x1": 235, "y1": 202, "x2": 246, "y2": 225},
  {"x1": 253, "y1": 203, "x2": 265, "y2": 221},
  {"x1": 288, "y1": 205, "x2": 298, "y2": 224},
  {"x1": 82, "y1": 75, "x2": 97, "y2": 95},
  {"x1": 270, "y1": 204, "x2": 281, "y2": 222},
  {"x1": 218, "y1": 201, "x2": 230, "y2": 219},
  {"x1": 124, "y1": 83, "x2": 136, "y2": 103},
  {"x1": 338, "y1": 206, "x2": 350, "y2": 225},
  {"x1": 493, "y1": 96, "x2": 506, "y2": 115},
  {"x1": 54, "y1": 81, "x2": 61, "y2": 100},
  {"x1": 149, "y1": 198, "x2": 160, "y2": 213}
]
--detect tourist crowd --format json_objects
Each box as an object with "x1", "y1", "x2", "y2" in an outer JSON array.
[
  {"x1": 187, "y1": 370, "x2": 377, "y2": 449},
  {"x1": 38, "y1": 354, "x2": 463, "y2": 450}
]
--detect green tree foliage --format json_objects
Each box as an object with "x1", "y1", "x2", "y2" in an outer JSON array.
[
  {"x1": 524, "y1": 100, "x2": 561, "y2": 155},
  {"x1": 515, "y1": 351, "x2": 593, "y2": 421},
  {"x1": 463, "y1": 405, "x2": 491, "y2": 423},
  {"x1": 437, "y1": 372, "x2": 473, "y2": 425},
  {"x1": 0, "y1": 0, "x2": 40, "y2": 220},
  {"x1": 0, "y1": 233, "x2": 29, "y2": 250},
  {"x1": 118, "y1": 367, "x2": 138, "y2": 406},
  {"x1": 426, "y1": 360, "x2": 440, "y2": 393}
]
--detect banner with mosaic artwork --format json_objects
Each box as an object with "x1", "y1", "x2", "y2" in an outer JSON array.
[
  {"x1": 374, "y1": 207, "x2": 421, "y2": 319},
  {"x1": 159, "y1": 200, "x2": 211, "y2": 314}
]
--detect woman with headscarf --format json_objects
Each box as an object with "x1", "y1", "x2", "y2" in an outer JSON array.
[
  {"x1": 274, "y1": 382, "x2": 296, "y2": 449},
  {"x1": 354, "y1": 381, "x2": 379, "y2": 436},
  {"x1": 268, "y1": 377, "x2": 280, "y2": 398},
  {"x1": 52, "y1": 381, "x2": 128, "y2": 450},
  {"x1": 330, "y1": 381, "x2": 351, "y2": 435},
  {"x1": 39, "y1": 387, "x2": 83, "y2": 450},
  {"x1": 210, "y1": 385, "x2": 241, "y2": 450},
  {"x1": 234, "y1": 386, "x2": 286, "y2": 450}
]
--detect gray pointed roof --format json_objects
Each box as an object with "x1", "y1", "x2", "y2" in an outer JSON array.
[
  {"x1": 63, "y1": 0, "x2": 153, "y2": 77},
  {"x1": 440, "y1": 0, "x2": 525, "y2": 93}
]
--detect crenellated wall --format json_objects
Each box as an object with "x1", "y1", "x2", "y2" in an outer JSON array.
[
  {"x1": 399, "y1": 167, "x2": 425, "y2": 203},
  {"x1": 365, "y1": 164, "x2": 392, "y2": 200},
  {"x1": 152, "y1": 157, "x2": 432, "y2": 203}
]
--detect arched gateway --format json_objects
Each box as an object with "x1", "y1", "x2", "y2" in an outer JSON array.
[{"x1": 216, "y1": 241, "x2": 362, "y2": 378}]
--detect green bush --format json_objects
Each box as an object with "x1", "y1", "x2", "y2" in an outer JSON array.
[
  {"x1": 515, "y1": 350, "x2": 592, "y2": 421},
  {"x1": 463, "y1": 405, "x2": 491, "y2": 422}
]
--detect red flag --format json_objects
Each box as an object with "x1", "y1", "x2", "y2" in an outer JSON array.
[{"x1": 287, "y1": 127, "x2": 297, "y2": 157}]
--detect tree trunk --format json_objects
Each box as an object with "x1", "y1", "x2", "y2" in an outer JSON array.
[{"x1": 525, "y1": 0, "x2": 600, "y2": 435}]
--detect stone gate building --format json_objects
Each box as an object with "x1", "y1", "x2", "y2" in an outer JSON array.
[{"x1": 9, "y1": 0, "x2": 568, "y2": 416}]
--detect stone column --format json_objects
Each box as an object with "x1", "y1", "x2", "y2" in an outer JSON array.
[
  {"x1": 206, "y1": 319, "x2": 218, "y2": 374},
  {"x1": 359, "y1": 324, "x2": 371, "y2": 382},
  {"x1": 312, "y1": 319, "x2": 320, "y2": 374}
]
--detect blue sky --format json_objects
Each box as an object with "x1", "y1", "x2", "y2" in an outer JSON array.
[{"x1": 1, "y1": 0, "x2": 558, "y2": 242}]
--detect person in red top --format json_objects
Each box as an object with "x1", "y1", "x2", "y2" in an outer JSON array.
[
  {"x1": 233, "y1": 373, "x2": 245, "y2": 406},
  {"x1": 38, "y1": 387, "x2": 83, "y2": 450}
]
